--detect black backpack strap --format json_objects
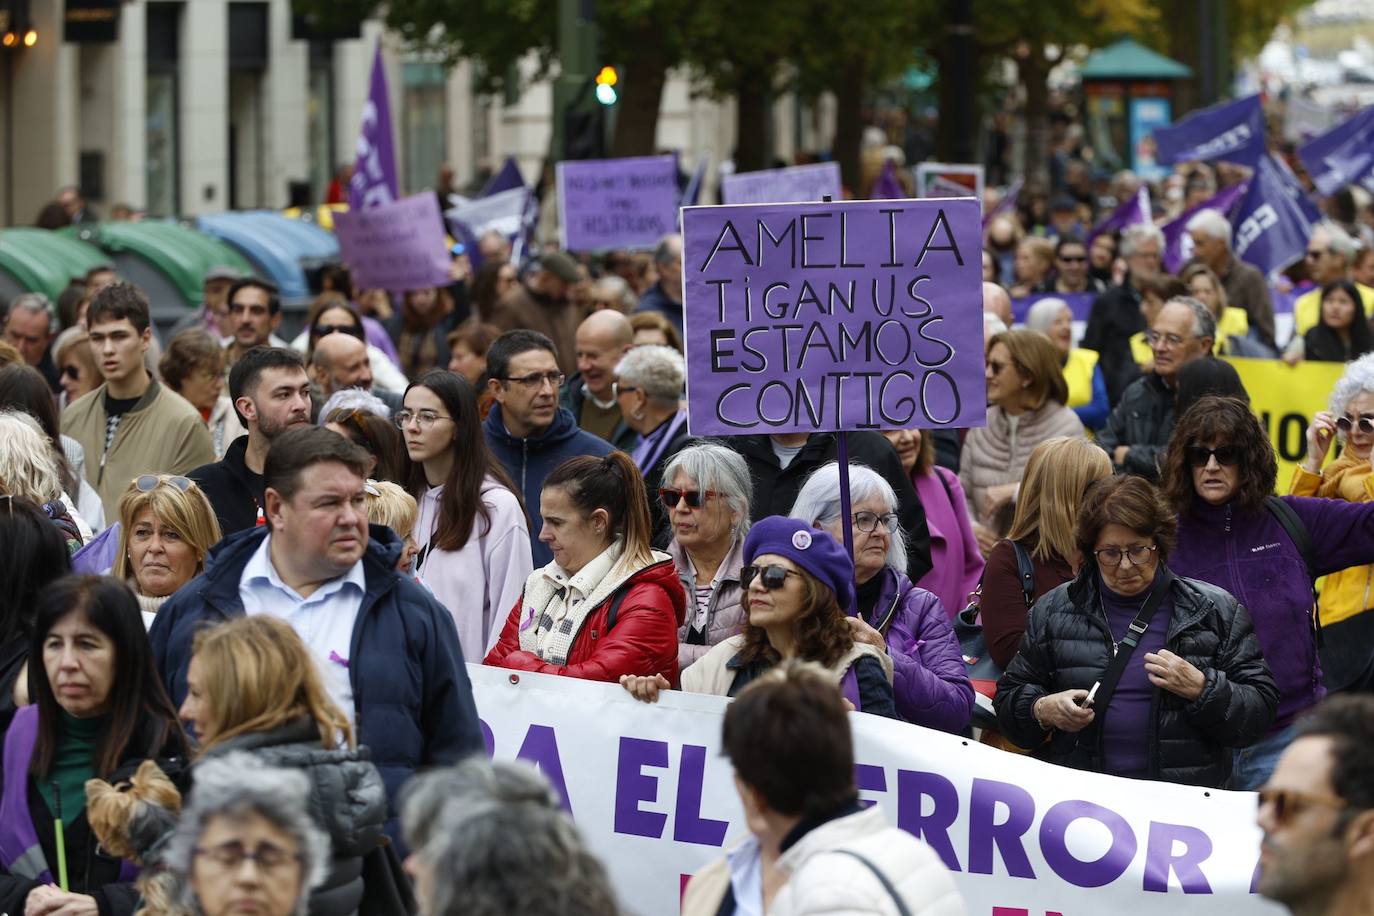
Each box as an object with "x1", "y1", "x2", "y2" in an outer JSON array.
[
  {"x1": 1090, "y1": 569, "x2": 1175, "y2": 719},
  {"x1": 824, "y1": 849, "x2": 912, "y2": 916},
  {"x1": 1265, "y1": 496, "x2": 1322, "y2": 644},
  {"x1": 605, "y1": 585, "x2": 632, "y2": 633},
  {"x1": 1009, "y1": 539, "x2": 1036, "y2": 607}
]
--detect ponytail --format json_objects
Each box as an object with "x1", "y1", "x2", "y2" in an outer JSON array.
[{"x1": 544, "y1": 451, "x2": 654, "y2": 566}]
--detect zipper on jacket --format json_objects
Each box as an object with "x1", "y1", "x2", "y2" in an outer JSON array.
[{"x1": 1224, "y1": 504, "x2": 1231, "y2": 534}]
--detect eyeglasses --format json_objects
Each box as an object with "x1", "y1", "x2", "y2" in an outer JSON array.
[
  {"x1": 1256, "y1": 787, "x2": 1349, "y2": 826},
  {"x1": 986, "y1": 360, "x2": 1009, "y2": 375},
  {"x1": 612, "y1": 381, "x2": 639, "y2": 398},
  {"x1": 741, "y1": 564, "x2": 801, "y2": 591},
  {"x1": 854, "y1": 511, "x2": 899, "y2": 534},
  {"x1": 315, "y1": 324, "x2": 364, "y2": 340},
  {"x1": 1336, "y1": 414, "x2": 1374, "y2": 436},
  {"x1": 502, "y1": 371, "x2": 565, "y2": 390},
  {"x1": 1093, "y1": 544, "x2": 1158, "y2": 567},
  {"x1": 135, "y1": 475, "x2": 193, "y2": 493},
  {"x1": 393, "y1": 409, "x2": 453, "y2": 430},
  {"x1": 1305, "y1": 249, "x2": 1331, "y2": 260},
  {"x1": 1186, "y1": 445, "x2": 1241, "y2": 468},
  {"x1": 1146, "y1": 330, "x2": 1195, "y2": 349},
  {"x1": 659, "y1": 487, "x2": 718, "y2": 509},
  {"x1": 61, "y1": 365, "x2": 81, "y2": 380},
  {"x1": 194, "y1": 841, "x2": 302, "y2": 874}
]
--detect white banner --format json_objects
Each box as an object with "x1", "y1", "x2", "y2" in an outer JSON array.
[{"x1": 469, "y1": 665, "x2": 1284, "y2": 916}]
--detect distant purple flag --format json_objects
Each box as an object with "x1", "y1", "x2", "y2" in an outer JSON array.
[
  {"x1": 1231, "y1": 154, "x2": 1320, "y2": 278},
  {"x1": 482, "y1": 157, "x2": 525, "y2": 198},
  {"x1": 1086, "y1": 185, "x2": 1150, "y2": 246},
  {"x1": 1299, "y1": 107, "x2": 1374, "y2": 196},
  {"x1": 681, "y1": 157, "x2": 708, "y2": 208},
  {"x1": 982, "y1": 178, "x2": 1023, "y2": 229},
  {"x1": 871, "y1": 161, "x2": 906, "y2": 200},
  {"x1": 1159, "y1": 182, "x2": 1248, "y2": 273},
  {"x1": 1152, "y1": 94, "x2": 1266, "y2": 166},
  {"x1": 348, "y1": 42, "x2": 399, "y2": 210}
]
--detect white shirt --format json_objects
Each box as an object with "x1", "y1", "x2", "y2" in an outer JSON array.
[
  {"x1": 726, "y1": 835, "x2": 764, "y2": 916},
  {"x1": 239, "y1": 534, "x2": 366, "y2": 726}
]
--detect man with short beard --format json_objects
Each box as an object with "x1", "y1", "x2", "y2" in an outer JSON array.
[{"x1": 189, "y1": 347, "x2": 312, "y2": 534}]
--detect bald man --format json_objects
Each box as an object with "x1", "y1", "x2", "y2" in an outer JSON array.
[
  {"x1": 559, "y1": 310, "x2": 639, "y2": 450},
  {"x1": 983, "y1": 281, "x2": 1014, "y2": 328}
]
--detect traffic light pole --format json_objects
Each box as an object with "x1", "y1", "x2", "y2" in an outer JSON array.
[{"x1": 552, "y1": 0, "x2": 597, "y2": 163}]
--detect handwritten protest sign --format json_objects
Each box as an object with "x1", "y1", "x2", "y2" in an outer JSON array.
[
  {"x1": 332, "y1": 193, "x2": 451, "y2": 291},
  {"x1": 719, "y1": 161, "x2": 842, "y2": 205},
  {"x1": 682, "y1": 197, "x2": 986, "y2": 437},
  {"x1": 556, "y1": 154, "x2": 679, "y2": 251}
]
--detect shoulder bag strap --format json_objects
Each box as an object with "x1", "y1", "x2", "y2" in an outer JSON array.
[
  {"x1": 1009, "y1": 539, "x2": 1036, "y2": 607},
  {"x1": 1089, "y1": 569, "x2": 1175, "y2": 718},
  {"x1": 825, "y1": 849, "x2": 913, "y2": 916}
]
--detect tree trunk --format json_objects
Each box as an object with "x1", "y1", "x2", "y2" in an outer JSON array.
[
  {"x1": 611, "y1": 37, "x2": 671, "y2": 157},
  {"x1": 735, "y1": 75, "x2": 771, "y2": 172},
  {"x1": 1019, "y1": 44, "x2": 1050, "y2": 191},
  {"x1": 833, "y1": 61, "x2": 865, "y2": 195}
]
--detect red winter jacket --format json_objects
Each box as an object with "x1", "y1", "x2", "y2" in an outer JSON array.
[{"x1": 485, "y1": 556, "x2": 687, "y2": 685}]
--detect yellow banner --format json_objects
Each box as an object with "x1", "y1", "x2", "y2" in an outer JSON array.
[{"x1": 1223, "y1": 357, "x2": 1346, "y2": 490}]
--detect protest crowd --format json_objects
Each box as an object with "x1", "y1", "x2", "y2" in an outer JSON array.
[{"x1": 5, "y1": 78, "x2": 1374, "y2": 916}]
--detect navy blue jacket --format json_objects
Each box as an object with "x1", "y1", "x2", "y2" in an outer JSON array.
[
  {"x1": 148, "y1": 524, "x2": 483, "y2": 830},
  {"x1": 483, "y1": 404, "x2": 613, "y2": 566}
]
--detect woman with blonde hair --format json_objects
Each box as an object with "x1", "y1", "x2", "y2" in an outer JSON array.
[
  {"x1": 1181, "y1": 262, "x2": 1258, "y2": 356},
  {"x1": 980, "y1": 436, "x2": 1112, "y2": 669},
  {"x1": 112, "y1": 474, "x2": 221, "y2": 626},
  {"x1": 178, "y1": 614, "x2": 388, "y2": 916},
  {"x1": 960, "y1": 330, "x2": 1085, "y2": 554},
  {"x1": 0, "y1": 409, "x2": 89, "y2": 550}
]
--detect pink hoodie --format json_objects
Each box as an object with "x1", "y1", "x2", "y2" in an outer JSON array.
[{"x1": 913, "y1": 466, "x2": 985, "y2": 618}]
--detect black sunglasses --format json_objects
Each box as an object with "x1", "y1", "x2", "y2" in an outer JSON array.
[
  {"x1": 61, "y1": 365, "x2": 81, "y2": 379},
  {"x1": 1337, "y1": 415, "x2": 1374, "y2": 436},
  {"x1": 659, "y1": 488, "x2": 718, "y2": 509},
  {"x1": 315, "y1": 323, "x2": 364, "y2": 340},
  {"x1": 741, "y1": 564, "x2": 800, "y2": 591},
  {"x1": 1186, "y1": 445, "x2": 1241, "y2": 468}
]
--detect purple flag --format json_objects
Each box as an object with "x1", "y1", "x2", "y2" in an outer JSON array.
[
  {"x1": 1159, "y1": 182, "x2": 1247, "y2": 273},
  {"x1": 871, "y1": 161, "x2": 906, "y2": 200},
  {"x1": 1231, "y1": 154, "x2": 1320, "y2": 279},
  {"x1": 1152, "y1": 94, "x2": 1266, "y2": 166},
  {"x1": 1086, "y1": 185, "x2": 1150, "y2": 246},
  {"x1": 348, "y1": 43, "x2": 399, "y2": 210},
  {"x1": 1299, "y1": 107, "x2": 1374, "y2": 195},
  {"x1": 982, "y1": 178, "x2": 1023, "y2": 229},
  {"x1": 680, "y1": 197, "x2": 986, "y2": 436},
  {"x1": 482, "y1": 157, "x2": 525, "y2": 198}
]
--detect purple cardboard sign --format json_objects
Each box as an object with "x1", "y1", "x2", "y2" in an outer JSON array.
[
  {"x1": 1012, "y1": 291, "x2": 1095, "y2": 324},
  {"x1": 333, "y1": 193, "x2": 452, "y2": 291},
  {"x1": 720, "y1": 162, "x2": 842, "y2": 205},
  {"x1": 556, "y1": 155, "x2": 679, "y2": 251},
  {"x1": 682, "y1": 197, "x2": 987, "y2": 436}
]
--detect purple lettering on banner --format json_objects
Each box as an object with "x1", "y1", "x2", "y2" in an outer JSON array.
[
  {"x1": 969, "y1": 778, "x2": 1037, "y2": 879},
  {"x1": 1012, "y1": 291, "x2": 1096, "y2": 325},
  {"x1": 1249, "y1": 856, "x2": 1262, "y2": 893},
  {"x1": 477, "y1": 718, "x2": 494, "y2": 757},
  {"x1": 720, "y1": 162, "x2": 842, "y2": 205},
  {"x1": 614, "y1": 737, "x2": 669, "y2": 839},
  {"x1": 556, "y1": 155, "x2": 680, "y2": 251},
  {"x1": 1143, "y1": 822, "x2": 1214, "y2": 894},
  {"x1": 332, "y1": 193, "x2": 453, "y2": 292},
  {"x1": 895, "y1": 769, "x2": 962, "y2": 872},
  {"x1": 682, "y1": 198, "x2": 986, "y2": 437},
  {"x1": 1039, "y1": 799, "x2": 1137, "y2": 889},
  {"x1": 516, "y1": 725, "x2": 573, "y2": 815},
  {"x1": 855, "y1": 764, "x2": 887, "y2": 809},
  {"x1": 672, "y1": 745, "x2": 729, "y2": 847}
]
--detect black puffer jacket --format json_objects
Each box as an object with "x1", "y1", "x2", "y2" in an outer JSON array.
[
  {"x1": 198, "y1": 717, "x2": 387, "y2": 916},
  {"x1": 994, "y1": 567, "x2": 1278, "y2": 788},
  {"x1": 1094, "y1": 371, "x2": 1175, "y2": 480}
]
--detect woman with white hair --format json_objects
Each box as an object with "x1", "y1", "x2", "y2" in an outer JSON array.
[
  {"x1": 1290, "y1": 351, "x2": 1374, "y2": 691},
  {"x1": 0, "y1": 409, "x2": 89, "y2": 549},
  {"x1": 659, "y1": 443, "x2": 753, "y2": 670},
  {"x1": 1025, "y1": 297, "x2": 1108, "y2": 429},
  {"x1": 164, "y1": 752, "x2": 331, "y2": 916},
  {"x1": 401, "y1": 758, "x2": 620, "y2": 916},
  {"x1": 789, "y1": 462, "x2": 973, "y2": 732},
  {"x1": 614, "y1": 344, "x2": 691, "y2": 535}
]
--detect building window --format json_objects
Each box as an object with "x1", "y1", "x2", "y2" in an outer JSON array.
[
  {"x1": 145, "y1": 3, "x2": 181, "y2": 217},
  {"x1": 307, "y1": 41, "x2": 336, "y2": 203},
  {"x1": 403, "y1": 61, "x2": 446, "y2": 195}
]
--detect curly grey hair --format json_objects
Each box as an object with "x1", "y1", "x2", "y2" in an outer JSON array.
[
  {"x1": 788, "y1": 461, "x2": 908, "y2": 573},
  {"x1": 614, "y1": 344, "x2": 684, "y2": 405},
  {"x1": 402, "y1": 758, "x2": 620, "y2": 916},
  {"x1": 163, "y1": 753, "x2": 331, "y2": 916},
  {"x1": 1330, "y1": 351, "x2": 1374, "y2": 436},
  {"x1": 317, "y1": 387, "x2": 392, "y2": 423},
  {"x1": 660, "y1": 441, "x2": 753, "y2": 541},
  {"x1": 1024, "y1": 297, "x2": 1070, "y2": 335}
]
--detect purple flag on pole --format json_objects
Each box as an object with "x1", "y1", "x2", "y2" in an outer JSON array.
[
  {"x1": 982, "y1": 178, "x2": 1023, "y2": 229},
  {"x1": 681, "y1": 157, "x2": 708, "y2": 208},
  {"x1": 1152, "y1": 94, "x2": 1266, "y2": 166},
  {"x1": 482, "y1": 157, "x2": 525, "y2": 198},
  {"x1": 1299, "y1": 107, "x2": 1374, "y2": 196},
  {"x1": 871, "y1": 161, "x2": 906, "y2": 200},
  {"x1": 1086, "y1": 185, "x2": 1150, "y2": 246},
  {"x1": 348, "y1": 42, "x2": 399, "y2": 210},
  {"x1": 1159, "y1": 182, "x2": 1247, "y2": 273},
  {"x1": 1232, "y1": 154, "x2": 1320, "y2": 278}
]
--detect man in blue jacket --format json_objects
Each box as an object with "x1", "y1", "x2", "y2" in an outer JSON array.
[
  {"x1": 483, "y1": 329, "x2": 613, "y2": 566},
  {"x1": 150, "y1": 426, "x2": 482, "y2": 835}
]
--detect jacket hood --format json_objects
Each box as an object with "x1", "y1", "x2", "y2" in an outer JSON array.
[
  {"x1": 483, "y1": 403, "x2": 583, "y2": 451},
  {"x1": 635, "y1": 555, "x2": 689, "y2": 627}
]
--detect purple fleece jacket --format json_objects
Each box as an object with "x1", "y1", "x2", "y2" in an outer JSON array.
[
  {"x1": 1172, "y1": 495, "x2": 1374, "y2": 730},
  {"x1": 863, "y1": 567, "x2": 975, "y2": 733}
]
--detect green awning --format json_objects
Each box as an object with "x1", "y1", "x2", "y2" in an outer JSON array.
[
  {"x1": 0, "y1": 228, "x2": 110, "y2": 302},
  {"x1": 1080, "y1": 38, "x2": 1193, "y2": 81},
  {"x1": 63, "y1": 221, "x2": 255, "y2": 307}
]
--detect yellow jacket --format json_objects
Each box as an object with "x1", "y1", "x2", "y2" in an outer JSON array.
[
  {"x1": 1291, "y1": 457, "x2": 1374, "y2": 626},
  {"x1": 1293, "y1": 282, "x2": 1374, "y2": 337},
  {"x1": 1062, "y1": 347, "x2": 1098, "y2": 410}
]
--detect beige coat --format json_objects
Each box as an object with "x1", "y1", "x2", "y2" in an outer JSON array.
[{"x1": 958, "y1": 400, "x2": 1083, "y2": 523}]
